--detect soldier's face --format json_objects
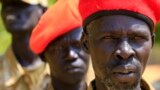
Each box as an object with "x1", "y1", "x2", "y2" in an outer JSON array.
[
  {"x1": 1, "y1": 2, "x2": 43, "y2": 33},
  {"x1": 84, "y1": 15, "x2": 153, "y2": 90},
  {"x1": 43, "y1": 28, "x2": 89, "y2": 84}
]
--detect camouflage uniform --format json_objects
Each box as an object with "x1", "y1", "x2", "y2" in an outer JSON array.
[
  {"x1": 0, "y1": 0, "x2": 48, "y2": 7},
  {"x1": 0, "y1": 48, "x2": 50, "y2": 90}
]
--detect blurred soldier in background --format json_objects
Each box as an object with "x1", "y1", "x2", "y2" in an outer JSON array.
[{"x1": 0, "y1": 0, "x2": 50, "y2": 90}]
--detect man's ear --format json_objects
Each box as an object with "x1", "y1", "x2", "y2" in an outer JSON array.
[
  {"x1": 151, "y1": 33, "x2": 155, "y2": 48},
  {"x1": 81, "y1": 32, "x2": 90, "y2": 53}
]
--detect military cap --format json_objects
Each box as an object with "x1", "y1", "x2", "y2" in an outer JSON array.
[
  {"x1": 30, "y1": 0, "x2": 81, "y2": 54},
  {"x1": 79, "y1": 0, "x2": 160, "y2": 32},
  {"x1": 0, "y1": 0, "x2": 48, "y2": 7}
]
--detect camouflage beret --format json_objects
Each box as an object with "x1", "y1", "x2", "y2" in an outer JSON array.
[{"x1": 0, "y1": 0, "x2": 48, "y2": 7}]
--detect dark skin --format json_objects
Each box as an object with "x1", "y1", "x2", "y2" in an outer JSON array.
[
  {"x1": 1, "y1": 1, "x2": 45, "y2": 67},
  {"x1": 82, "y1": 15, "x2": 154, "y2": 90},
  {"x1": 42, "y1": 27, "x2": 89, "y2": 90}
]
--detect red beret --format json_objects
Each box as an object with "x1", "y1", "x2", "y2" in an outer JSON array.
[
  {"x1": 30, "y1": 0, "x2": 82, "y2": 54},
  {"x1": 79, "y1": 0, "x2": 160, "y2": 31}
]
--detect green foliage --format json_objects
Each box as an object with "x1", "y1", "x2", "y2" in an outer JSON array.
[
  {"x1": 155, "y1": 23, "x2": 160, "y2": 44},
  {"x1": 0, "y1": 4, "x2": 11, "y2": 55},
  {"x1": 49, "y1": 0, "x2": 57, "y2": 6}
]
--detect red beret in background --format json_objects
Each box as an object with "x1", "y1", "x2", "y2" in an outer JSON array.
[{"x1": 30, "y1": 0, "x2": 81, "y2": 54}]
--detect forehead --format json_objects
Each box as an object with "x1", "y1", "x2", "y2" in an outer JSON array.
[
  {"x1": 87, "y1": 15, "x2": 151, "y2": 35},
  {"x1": 50, "y1": 27, "x2": 83, "y2": 46}
]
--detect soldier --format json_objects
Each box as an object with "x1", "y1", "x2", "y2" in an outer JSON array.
[
  {"x1": 0, "y1": 0, "x2": 50, "y2": 90},
  {"x1": 30, "y1": 0, "x2": 89, "y2": 90},
  {"x1": 78, "y1": 0, "x2": 160, "y2": 90}
]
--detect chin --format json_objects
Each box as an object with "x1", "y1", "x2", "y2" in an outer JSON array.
[
  {"x1": 64, "y1": 76, "x2": 84, "y2": 84},
  {"x1": 116, "y1": 81, "x2": 139, "y2": 90},
  {"x1": 68, "y1": 73, "x2": 84, "y2": 80},
  {"x1": 103, "y1": 76, "x2": 140, "y2": 90}
]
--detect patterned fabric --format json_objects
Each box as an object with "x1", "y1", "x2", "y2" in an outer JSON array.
[
  {"x1": 87, "y1": 79, "x2": 155, "y2": 90},
  {"x1": 22, "y1": 0, "x2": 48, "y2": 7},
  {"x1": 0, "y1": 0, "x2": 48, "y2": 7},
  {"x1": 0, "y1": 47, "x2": 50, "y2": 90},
  {"x1": 45, "y1": 81, "x2": 54, "y2": 90}
]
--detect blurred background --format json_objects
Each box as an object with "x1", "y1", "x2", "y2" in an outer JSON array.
[{"x1": 150, "y1": 24, "x2": 160, "y2": 64}]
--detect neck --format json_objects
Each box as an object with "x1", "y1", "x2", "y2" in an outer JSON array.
[
  {"x1": 95, "y1": 78, "x2": 106, "y2": 90},
  {"x1": 95, "y1": 78, "x2": 141, "y2": 90},
  {"x1": 11, "y1": 33, "x2": 40, "y2": 68},
  {"x1": 52, "y1": 77, "x2": 86, "y2": 90}
]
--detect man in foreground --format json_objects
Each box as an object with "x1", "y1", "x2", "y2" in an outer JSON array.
[{"x1": 78, "y1": 0, "x2": 160, "y2": 90}]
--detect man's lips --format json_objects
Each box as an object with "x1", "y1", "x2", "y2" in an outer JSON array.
[
  {"x1": 64, "y1": 65, "x2": 84, "y2": 74},
  {"x1": 63, "y1": 58, "x2": 85, "y2": 74},
  {"x1": 64, "y1": 61, "x2": 84, "y2": 73},
  {"x1": 113, "y1": 67, "x2": 136, "y2": 74},
  {"x1": 111, "y1": 65, "x2": 137, "y2": 83},
  {"x1": 65, "y1": 65, "x2": 82, "y2": 70}
]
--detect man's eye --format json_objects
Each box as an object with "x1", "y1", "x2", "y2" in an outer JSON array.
[
  {"x1": 103, "y1": 36, "x2": 118, "y2": 40},
  {"x1": 130, "y1": 36, "x2": 148, "y2": 43},
  {"x1": 131, "y1": 36, "x2": 144, "y2": 40}
]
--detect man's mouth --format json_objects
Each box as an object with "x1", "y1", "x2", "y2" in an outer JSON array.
[
  {"x1": 65, "y1": 65, "x2": 80, "y2": 70},
  {"x1": 113, "y1": 69, "x2": 135, "y2": 75},
  {"x1": 63, "y1": 58, "x2": 85, "y2": 74},
  {"x1": 112, "y1": 65, "x2": 137, "y2": 83},
  {"x1": 64, "y1": 65, "x2": 84, "y2": 74}
]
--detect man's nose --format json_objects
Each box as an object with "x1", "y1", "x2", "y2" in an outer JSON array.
[
  {"x1": 65, "y1": 47, "x2": 78, "y2": 60},
  {"x1": 115, "y1": 40, "x2": 135, "y2": 60}
]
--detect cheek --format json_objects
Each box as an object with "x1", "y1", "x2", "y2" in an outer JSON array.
[
  {"x1": 32, "y1": 11, "x2": 42, "y2": 20},
  {"x1": 28, "y1": 13, "x2": 40, "y2": 24},
  {"x1": 25, "y1": 9, "x2": 42, "y2": 25},
  {"x1": 89, "y1": 39, "x2": 115, "y2": 64},
  {"x1": 80, "y1": 50, "x2": 90, "y2": 62},
  {"x1": 47, "y1": 55, "x2": 63, "y2": 77},
  {"x1": 135, "y1": 42, "x2": 152, "y2": 72},
  {"x1": 46, "y1": 52, "x2": 62, "y2": 69},
  {"x1": 89, "y1": 40, "x2": 114, "y2": 79}
]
